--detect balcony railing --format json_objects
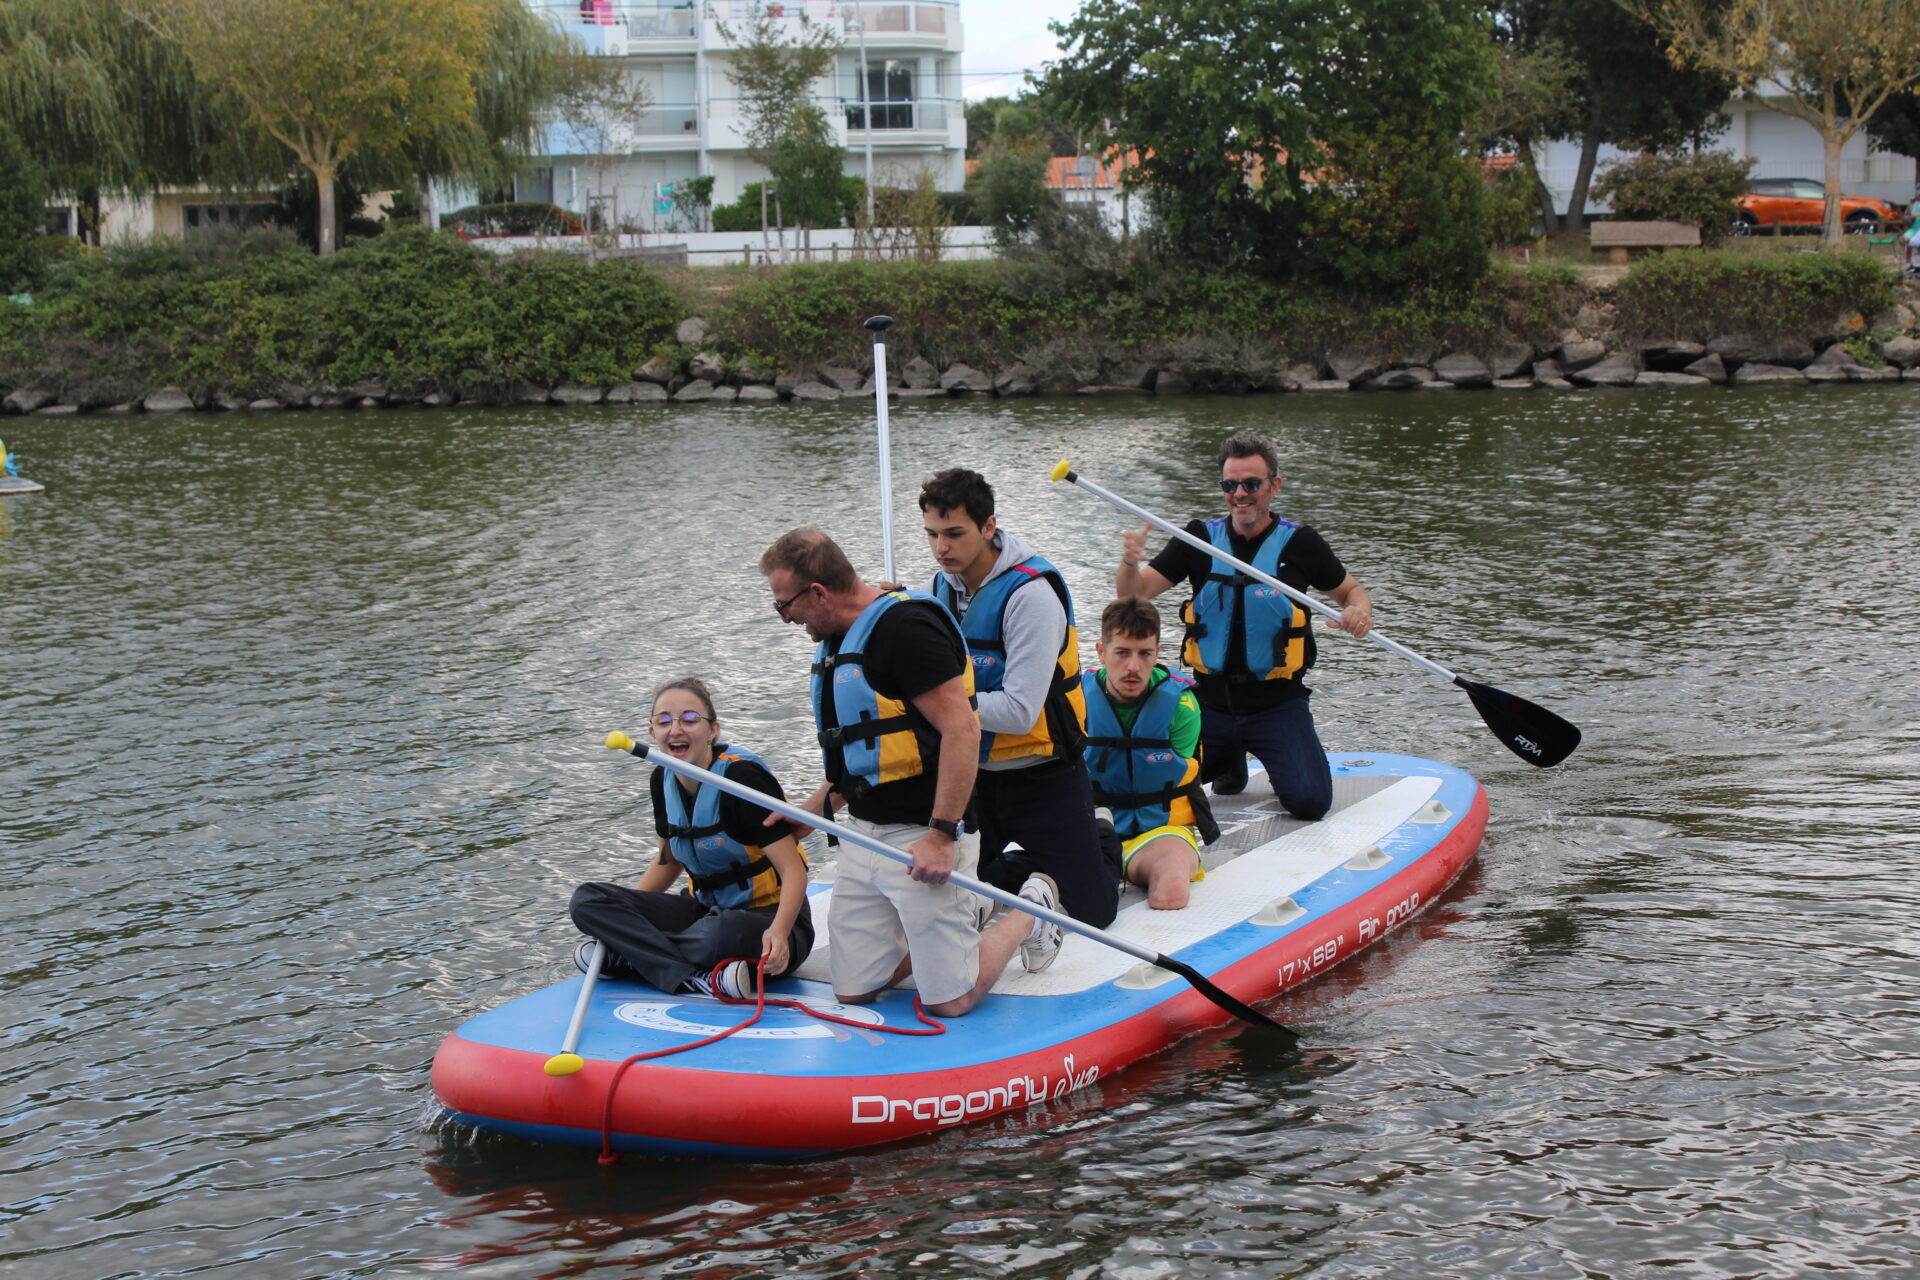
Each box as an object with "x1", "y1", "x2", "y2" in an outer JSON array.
[
  {"x1": 528, "y1": 1, "x2": 699, "y2": 42},
  {"x1": 842, "y1": 98, "x2": 949, "y2": 131},
  {"x1": 634, "y1": 105, "x2": 701, "y2": 135}
]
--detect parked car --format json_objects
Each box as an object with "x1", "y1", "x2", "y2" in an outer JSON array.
[{"x1": 1733, "y1": 178, "x2": 1907, "y2": 234}]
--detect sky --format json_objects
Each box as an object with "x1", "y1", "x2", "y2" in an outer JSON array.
[{"x1": 956, "y1": 0, "x2": 1082, "y2": 101}]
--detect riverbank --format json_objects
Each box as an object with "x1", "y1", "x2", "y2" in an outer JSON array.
[{"x1": 3, "y1": 227, "x2": 1914, "y2": 417}]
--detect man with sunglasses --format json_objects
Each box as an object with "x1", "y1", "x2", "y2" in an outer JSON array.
[
  {"x1": 760, "y1": 527, "x2": 1062, "y2": 1017},
  {"x1": 1116, "y1": 433, "x2": 1372, "y2": 821}
]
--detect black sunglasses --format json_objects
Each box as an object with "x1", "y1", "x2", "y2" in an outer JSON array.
[{"x1": 1220, "y1": 477, "x2": 1271, "y2": 494}]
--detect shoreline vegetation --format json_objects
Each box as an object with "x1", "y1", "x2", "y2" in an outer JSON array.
[{"x1": 3, "y1": 228, "x2": 1918, "y2": 419}]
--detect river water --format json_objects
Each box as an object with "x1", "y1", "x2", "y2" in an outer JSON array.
[{"x1": 4, "y1": 384, "x2": 1919, "y2": 1279}]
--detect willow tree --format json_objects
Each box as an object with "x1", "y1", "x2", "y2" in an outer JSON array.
[
  {"x1": 353, "y1": 0, "x2": 579, "y2": 228},
  {"x1": 1627, "y1": 0, "x2": 1920, "y2": 244},
  {"x1": 0, "y1": 0, "x2": 270, "y2": 236},
  {"x1": 138, "y1": 0, "x2": 499, "y2": 255}
]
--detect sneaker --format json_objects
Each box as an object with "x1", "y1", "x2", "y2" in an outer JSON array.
[
  {"x1": 687, "y1": 959, "x2": 754, "y2": 1000},
  {"x1": 1017, "y1": 873, "x2": 1064, "y2": 973},
  {"x1": 716, "y1": 959, "x2": 755, "y2": 1000},
  {"x1": 1211, "y1": 752, "x2": 1249, "y2": 796},
  {"x1": 574, "y1": 939, "x2": 601, "y2": 974}
]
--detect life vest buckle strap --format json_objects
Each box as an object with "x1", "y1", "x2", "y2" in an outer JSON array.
[{"x1": 688, "y1": 855, "x2": 774, "y2": 894}]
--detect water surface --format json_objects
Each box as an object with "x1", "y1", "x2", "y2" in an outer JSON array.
[{"x1": 5, "y1": 384, "x2": 1919, "y2": 1278}]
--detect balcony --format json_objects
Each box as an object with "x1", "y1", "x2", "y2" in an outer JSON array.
[{"x1": 529, "y1": 0, "x2": 699, "y2": 51}]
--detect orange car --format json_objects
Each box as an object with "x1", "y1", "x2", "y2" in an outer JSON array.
[{"x1": 1733, "y1": 178, "x2": 1907, "y2": 234}]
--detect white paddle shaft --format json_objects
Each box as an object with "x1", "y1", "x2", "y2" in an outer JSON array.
[
  {"x1": 625, "y1": 741, "x2": 1160, "y2": 966},
  {"x1": 872, "y1": 336, "x2": 896, "y2": 584},
  {"x1": 559, "y1": 941, "x2": 605, "y2": 1055}
]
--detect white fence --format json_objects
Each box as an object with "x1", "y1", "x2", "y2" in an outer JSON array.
[{"x1": 464, "y1": 223, "x2": 999, "y2": 266}]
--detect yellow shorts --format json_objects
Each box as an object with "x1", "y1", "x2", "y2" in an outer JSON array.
[{"x1": 1120, "y1": 825, "x2": 1204, "y2": 882}]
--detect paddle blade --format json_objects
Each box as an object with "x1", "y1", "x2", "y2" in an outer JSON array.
[
  {"x1": 1457, "y1": 678, "x2": 1581, "y2": 768},
  {"x1": 1155, "y1": 955, "x2": 1299, "y2": 1044}
]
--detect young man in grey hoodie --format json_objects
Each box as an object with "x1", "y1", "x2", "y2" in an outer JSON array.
[{"x1": 919, "y1": 469, "x2": 1121, "y2": 939}]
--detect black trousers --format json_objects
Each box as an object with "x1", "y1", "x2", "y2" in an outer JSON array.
[
  {"x1": 972, "y1": 757, "x2": 1121, "y2": 928},
  {"x1": 569, "y1": 881, "x2": 815, "y2": 995}
]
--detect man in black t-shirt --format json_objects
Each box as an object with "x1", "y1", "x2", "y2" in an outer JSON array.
[
  {"x1": 760, "y1": 529, "x2": 1061, "y2": 1016},
  {"x1": 1115, "y1": 433, "x2": 1373, "y2": 820}
]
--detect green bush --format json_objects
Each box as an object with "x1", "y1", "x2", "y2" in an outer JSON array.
[
  {"x1": 1592, "y1": 151, "x2": 1754, "y2": 247},
  {"x1": 438, "y1": 201, "x2": 585, "y2": 238},
  {"x1": 1611, "y1": 251, "x2": 1897, "y2": 341},
  {"x1": 0, "y1": 227, "x2": 684, "y2": 399},
  {"x1": 711, "y1": 179, "x2": 863, "y2": 233}
]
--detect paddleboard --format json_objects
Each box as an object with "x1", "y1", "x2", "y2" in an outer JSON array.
[{"x1": 432, "y1": 751, "x2": 1487, "y2": 1159}]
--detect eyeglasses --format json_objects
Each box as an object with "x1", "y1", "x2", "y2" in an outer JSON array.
[
  {"x1": 773, "y1": 584, "x2": 814, "y2": 619},
  {"x1": 652, "y1": 710, "x2": 711, "y2": 728},
  {"x1": 1220, "y1": 477, "x2": 1271, "y2": 495}
]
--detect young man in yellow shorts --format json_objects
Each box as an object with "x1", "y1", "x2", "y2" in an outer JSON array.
[{"x1": 1083, "y1": 598, "x2": 1218, "y2": 910}]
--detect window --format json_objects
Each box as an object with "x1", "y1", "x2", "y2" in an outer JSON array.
[
  {"x1": 182, "y1": 204, "x2": 273, "y2": 237},
  {"x1": 846, "y1": 60, "x2": 916, "y2": 129}
]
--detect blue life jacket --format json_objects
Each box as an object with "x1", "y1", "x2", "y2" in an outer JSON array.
[
  {"x1": 933, "y1": 556, "x2": 1086, "y2": 764},
  {"x1": 1180, "y1": 516, "x2": 1309, "y2": 682},
  {"x1": 1083, "y1": 668, "x2": 1215, "y2": 841},
  {"x1": 659, "y1": 743, "x2": 790, "y2": 910},
  {"x1": 811, "y1": 591, "x2": 974, "y2": 800}
]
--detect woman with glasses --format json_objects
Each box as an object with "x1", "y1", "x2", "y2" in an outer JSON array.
[{"x1": 569, "y1": 677, "x2": 813, "y2": 1000}]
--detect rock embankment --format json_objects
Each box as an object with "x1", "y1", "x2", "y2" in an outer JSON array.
[{"x1": 8, "y1": 297, "x2": 1919, "y2": 419}]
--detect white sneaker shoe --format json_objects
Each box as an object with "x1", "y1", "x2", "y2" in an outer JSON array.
[
  {"x1": 681, "y1": 959, "x2": 754, "y2": 1000},
  {"x1": 1017, "y1": 873, "x2": 1064, "y2": 973}
]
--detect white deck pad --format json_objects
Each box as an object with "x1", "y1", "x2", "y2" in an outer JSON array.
[{"x1": 790, "y1": 770, "x2": 1440, "y2": 996}]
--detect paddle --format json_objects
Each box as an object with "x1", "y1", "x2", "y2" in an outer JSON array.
[
  {"x1": 545, "y1": 940, "x2": 606, "y2": 1076},
  {"x1": 866, "y1": 315, "x2": 897, "y2": 583},
  {"x1": 1052, "y1": 460, "x2": 1582, "y2": 769},
  {"x1": 604, "y1": 731, "x2": 1298, "y2": 1041}
]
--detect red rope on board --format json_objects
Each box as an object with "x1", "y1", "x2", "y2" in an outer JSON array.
[{"x1": 595, "y1": 956, "x2": 945, "y2": 1164}]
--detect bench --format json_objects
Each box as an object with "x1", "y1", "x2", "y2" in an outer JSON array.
[{"x1": 1589, "y1": 220, "x2": 1701, "y2": 264}]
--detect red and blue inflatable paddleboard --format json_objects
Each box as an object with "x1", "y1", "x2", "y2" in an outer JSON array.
[{"x1": 432, "y1": 751, "x2": 1487, "y2": 1159}]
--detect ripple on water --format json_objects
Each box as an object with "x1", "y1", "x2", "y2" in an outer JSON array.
[{"x1": 3, "y1": 392, "x2": 1920, "y2": 1278}]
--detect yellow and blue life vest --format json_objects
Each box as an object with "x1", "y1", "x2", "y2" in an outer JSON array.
[
  {"x1": 1083, "y1": 667, "x2": 1216, "y2": 841},
  {"x1": 811, "y1": 590, "x2": 975, "y2": 799},
  {"x1": 659, "y1": 743, "x2": 797, "y2": 910},
  {"x1": 1181, "y1": 516, "x2": 1309, "y2": 682},
  {"x1": 933, "y1": 556, "x2": 1088, "y2": 764}
]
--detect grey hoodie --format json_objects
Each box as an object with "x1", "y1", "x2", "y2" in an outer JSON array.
[{"x1": 922, "y1": 529, "x2": 1070, "y2": 772}]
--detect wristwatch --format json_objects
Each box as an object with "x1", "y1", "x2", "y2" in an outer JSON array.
[{"x1": 928, "y1": 817, "x2": 962, "y2": 840}]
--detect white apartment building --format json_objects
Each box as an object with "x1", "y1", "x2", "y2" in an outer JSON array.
[{"x1": 487, "y1": 0, "x2": 968, "y2": 232}]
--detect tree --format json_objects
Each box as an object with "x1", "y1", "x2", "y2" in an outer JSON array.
[
  {"x1": 1039, "y1": 0, "x2": 1496, "y2": 287},
  {"x1": 0, "y1": 0, "x2": 274, "y2": 238},
  {"x1": 136, "y1": 0, "x2": 500, "y2": 255},
  {"x1": 968, "y1": 102, "x2": 1060, "y2": 246},
  {"x1": 358, "y1": 0, "x2": 577, "y2": 229},
  {"x1": 769, "y1": 103, "x2": 849, "y2": 230},
  {"x1": 1503, "y1": 0, "x2": 1734, "y2": 233},
  {"x1": 1866, "y1": 93, "x2": 1920, "y2": 164},
  {"x1": 0, "y1": 122, "x2": 50, "y2": 288},
  {"x1": 720, "y1": 5, "x2": 840, "y2": 255},
  {"x1": 550, "y1": 51, "x2": 653, "y2": 246},
  {"x1": 965, "y1": 94, "x2": 1079, "y2": 159},
  {"x1": 1626, "y1": 0, "x2": 1920, "y2": 244}
]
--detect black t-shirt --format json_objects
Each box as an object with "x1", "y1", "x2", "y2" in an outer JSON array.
[
  {"x1": 1148, "y1": 517, "x2": 1347, "y2": 713},
  {"x1": 820, "y1": 597, "x2": 970, "y2": 825},
  {"x1": 650, "y1": 754, "x2": 793, "y2": 847}
]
